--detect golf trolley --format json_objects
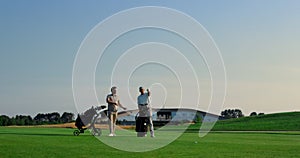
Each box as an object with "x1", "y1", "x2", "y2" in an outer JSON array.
[{"x1": 73, "y1": 105, "x2": 107, "y2": 136}]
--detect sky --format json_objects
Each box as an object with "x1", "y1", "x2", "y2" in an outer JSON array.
[{"x1": 1, "y1": 0, "x2": 300, "y2": 117}]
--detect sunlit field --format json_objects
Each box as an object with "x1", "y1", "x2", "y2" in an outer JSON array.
[{"x1": 0, "y1": 127, "x2": 299, "y2": 158}]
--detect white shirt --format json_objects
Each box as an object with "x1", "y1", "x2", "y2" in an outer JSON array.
[
  {"x1": 137, "y1": 93, "x2": 152, "y2": 117},
  {"x1": 137, "y1": 93, "x2": 150, "y2": 105}
]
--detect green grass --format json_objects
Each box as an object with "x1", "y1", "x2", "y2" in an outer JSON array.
[
  {"x1": 189, "y1": 112, "x2": 300, "y2": 131},
  {"x1": 0, "y1": 127, "x2": 300, "y2": 158}
]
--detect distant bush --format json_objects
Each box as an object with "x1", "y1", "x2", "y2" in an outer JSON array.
[
  {"x1": 221, "y1": 109, "x2": 244, "y2": 119},
  {"x1": 250, "y1": 112, "x2": 257, "y2": 116}
]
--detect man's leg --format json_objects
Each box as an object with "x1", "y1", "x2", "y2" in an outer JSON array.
[
  {"x1": 112, "y1": 113, "x2": 117, "y2": 135},
  {"x1": 149, "y1": 117, "x2": 155, "y2": 137},
  {"x1": 108, "y1": 112, "x2": 114, "y2": 136}
]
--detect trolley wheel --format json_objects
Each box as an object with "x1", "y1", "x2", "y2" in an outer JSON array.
[
  {"x1": 73, "y1": 130, "x2": 80, "y2": 136},
  {"x1": 92, "y1": 128, "x2": 102, "y2": 136}
]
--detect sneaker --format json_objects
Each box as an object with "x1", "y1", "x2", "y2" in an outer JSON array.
[{"x1": 108, "y1": 133, "x2": 114, "y2": 137}]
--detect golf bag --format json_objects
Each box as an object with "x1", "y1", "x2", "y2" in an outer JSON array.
[{"x1": 135, "y1": 116, "x2": 150, "y2": 137}]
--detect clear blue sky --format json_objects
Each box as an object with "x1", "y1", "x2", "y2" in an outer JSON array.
[{"x1": 1, "y1": 0, "x2": 300, "y2": 116}]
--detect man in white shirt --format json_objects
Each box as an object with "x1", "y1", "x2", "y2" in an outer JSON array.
[
  {"x1": 106, "y1": 86, "x2": 126, "y2": 136},
  {"x1": 137, "y1": 86, "x2": 155, "y2": 137}
]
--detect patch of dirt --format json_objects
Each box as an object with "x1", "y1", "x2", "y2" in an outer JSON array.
[
  {"x1": 8, "y1": 123, "x2": 135, "y2": 129},
  {"x1": 8, "y1": 123, "x2": 76, "y2": 128}
]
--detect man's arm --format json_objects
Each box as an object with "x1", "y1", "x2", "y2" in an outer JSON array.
[
  {"x1": 147, "y1": 89, "x2": 151, "y2": 96},
  {"x1": 106, "y1": 96, "x2": 117, "y2": 105},
  {"x1": 117, "y1": 100, "x2": 127, "y2": 110}
]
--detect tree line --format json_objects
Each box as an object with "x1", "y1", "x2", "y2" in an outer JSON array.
[
  {"x1": 221, "y1": 109, "x2": 264, "y2": 119},
  {"x1": 0, "y1": 112, "x2": 74, "y2": 126}
]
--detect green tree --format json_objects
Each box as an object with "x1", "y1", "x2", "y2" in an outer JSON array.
[
  {"x1": 221, "y1": 109, "x2": 244, "y2": 119},
  {"x1": 0, "y1": 115, "x2": 11, "y2": 126},
  {"x1": 250, "y1": 112, "x2": 257, "y2": 116},
  {"x1": 60, "y1": 112, "x2": 74, "y2": 123}
]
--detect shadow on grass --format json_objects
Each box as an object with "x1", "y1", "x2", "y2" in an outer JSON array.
[
  {"x1": 158, "y1": 128, "x2": 300, "y2": 135},
  {"x1": 206, "y1": 131, "x2": 300, "y2": 135},
  {"x1": 0, "y1": 132, "x2": 93, "y2": 137}
]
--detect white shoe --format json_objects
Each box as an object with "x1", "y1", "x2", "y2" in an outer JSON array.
[
  {"x1": 151, "y1": 131, "x2": 155, "y2": 138},
  {"x1": 108, "y1": 133, "x2": 114, "y2": 137}
]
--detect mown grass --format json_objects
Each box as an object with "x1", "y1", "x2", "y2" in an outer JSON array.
[
  {"x1": 0, "y1": 127, "x2": 300, "y2": 158},
  {"x1": 189, "y1": 112, "x2": 300, "y2": 131}
]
